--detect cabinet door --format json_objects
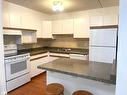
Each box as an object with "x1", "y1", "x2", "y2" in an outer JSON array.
[
  {"x1": 62, "y1": 19, "x2": 73, "y2": 34},
  {"x1": 30, "y1": 59, "x2": 45, "y2": 78},
  {"x1": 22, "y1": 14, "x2": 36, "y2": 29},
  {"x1": 103, "y1": 15, "x2": 118, "y2": 25},
  {"x1": 30, "y1": 56, "x2": 49, "y2": 78},
  {"x1": 74, "y1": 17, "x2": 90, "y2": 38},
  {"x1": 42, "y1": 21, "x2": 53, "y2": 38},
  {"x1": 89, "y1": 47, "x2": 116, "y2": 63},
  {"x1": 35, "y1": 18, "x2": 42, "y2": 38},
  {"x1": 30, "y1": 59, "x2": 41, "y2": 78},
  {"x1": 3, "y1": 9, "x2": 10, "y2": 27},
  {"x1": 9, "y1": 13, "x2": 21, "y2": 28},
  {"x1": 90, "y1": 16, "x2": 103, "y2": 26},
  {"x1": 52, "y1": 20, "x2": 62, "y2": 34}
]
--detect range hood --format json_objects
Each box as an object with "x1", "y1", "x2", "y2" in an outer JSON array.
[{"x1": 3, "y1": 29, "x2": 22, "y2": 35}]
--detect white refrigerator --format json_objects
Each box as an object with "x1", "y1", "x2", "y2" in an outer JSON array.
[{"x1": 89, "y1": 28, "x2": 117, "y2": 63}]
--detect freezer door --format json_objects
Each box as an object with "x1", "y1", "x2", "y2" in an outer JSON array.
[
  {"x1": 90, "y1": 28, "x2": 117, "y2": 47},
  {"x1": 89, "y1": 47, "x2": 116, "y2": 63}
]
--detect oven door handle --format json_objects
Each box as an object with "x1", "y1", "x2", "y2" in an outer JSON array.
[{"x1": 5, "y1": 58, "x2": 29, "y2": 64}]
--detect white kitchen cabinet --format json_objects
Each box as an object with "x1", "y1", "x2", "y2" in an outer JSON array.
[
  {"x1": 90, "y1": 16, "x2": 103, "y2": 26},
  {"x1": 3, "y1": 12, "x2": 22, "y2": 28},
  {"x1": 21, "y1": 14, "x2": 36, "y2": 30},
  {"x1": 42, "y1": 21, "x2": 53, "y2": 38},
  {"x1": 69, "y1": 54, "x2": 88, "y2": 60},
  {"x1": 3, "y1": 9, "x2": 35, "y2": 29},
  {"x1": 74, "y1": 17, "x2": 90, "y2": 38},
  {"x1": 103, "y1": 15, "x2": 118, "y2": 25},
  {"x1": 89, "y1": 47, "x2": 116, "y2": 63},
  {"x1": 62, "y1": 19, "x2": 73, "y2": 34},
  {"x1": 30, "y1": 53, "x2": 49, "y2": 78},
  {"x1": 3, "y1": 9, "x2": 10, "y2": 27},
  {"x1": 9, "y1": 13, "x2": 22, "y2": 28},
  {"x1": 52, "y1": 20, "x2": 62, "y2": 34},
  {"x1": 36, "y1": 19, "x2": 43, "y2": 38},
  {"x1": 52, "y1": 19, "x2": 73, "y2": 34},
  {"x1": 30, "y1": 53, "x2": 58, "y2": 78},
  {"x1": 49, "y1": 53, "x2": 70, "y2": 58},
  {"x1": 90, "y1": 15, "x2": 118, "y2": 26}
]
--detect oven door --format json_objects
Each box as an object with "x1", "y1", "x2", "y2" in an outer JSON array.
[{"x1": 5, "y1": 59, "x2": 30, "y2": 81}]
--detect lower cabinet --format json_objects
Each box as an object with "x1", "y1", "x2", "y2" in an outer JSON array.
[
  {"x1": 30, "y1": 53, "x2": 58, "y2": 78},
  {"x1": 30, "y1": 53, "x2": 49, "y2": 78}
]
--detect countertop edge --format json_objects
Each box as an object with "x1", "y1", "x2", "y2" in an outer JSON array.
[{"x1": 37, "y1": 66, "x2": 116, "y2": 85}]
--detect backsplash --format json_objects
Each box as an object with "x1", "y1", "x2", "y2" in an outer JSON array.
[
  {"x1": 4, "y1": 35, "x2": 89, "y2": 50},
  {"x1": 48, "y1": 35, "x2": 89, "y2": 49},
  {"x1": 17, "y1": 39, "x2": 50, "y2": 50}
]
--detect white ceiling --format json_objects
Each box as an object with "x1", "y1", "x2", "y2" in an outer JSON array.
[{"x1": 5, "y1": 0, "x2": 119, "y2": 14}]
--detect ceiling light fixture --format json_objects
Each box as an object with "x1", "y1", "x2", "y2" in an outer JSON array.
[{"x1": 52, "y1": 0, "x2": 64, "y2": 12}]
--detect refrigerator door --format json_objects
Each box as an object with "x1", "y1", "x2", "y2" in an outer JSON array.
[
  {"x1": 89, "y1": 28, "x2": 117, "y2": 47},
  {"x1": 89, "y1": 47, "x2": 116, "y2": 63}
]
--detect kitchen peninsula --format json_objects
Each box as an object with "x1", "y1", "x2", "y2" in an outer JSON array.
[{"x1": 38, "y1": 58, "x2": 116, "y2": 95}]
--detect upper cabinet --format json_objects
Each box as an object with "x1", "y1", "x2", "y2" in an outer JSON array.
[
  {"x1": 3, "y1": 1, "x2": 118, "y2": 40},
  {"x1": 21, "y1": 14, "x2": 36, "y2": 30},
  {"x1": 35, "y1": 19, "x2": 43, "y2": 38},
  {"x1": 52, "y1": 19, "x2": 73, "y2": 34},
  {"x1": 90, "y1": 16, "x2": 103, "y2": 26},
  {"x1": 3, "y1": 9, "x2": 10, "y2": 27},
  {"x1": 3, "y1": 10, "x2": 22, "y2": 28},
  {"x1": 9, "y1": 13, "x2": 22, "y2": 28},
  {"x1": 52, "y1": 20, "x2": 62, "y2": 34},
  {"x1": 90, "y1": 14, "x2": 118, "y2": 26},
  {"x1": 42, "y1": 21, "x2": 53, "y2": 38},
  {"x1": 74, "y1": 16, "x2": 90, "y2": 38},
  {"x1": 103, "y1": 15, "x2": 118, "y2": 25},
  {"x1": 62, "y1": 19, "x2": 73, "y2": 34}
]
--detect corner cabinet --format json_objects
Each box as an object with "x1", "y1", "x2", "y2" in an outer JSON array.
[
  {"x1": 73, "y1": 17, "x2": 90, "y2": 38},
  {"x1": 42, "y1": 21, "x2": 53, "y2": 38},
  {"x1": 52, "y1": 19, "x2": 73, "y2": 34}
]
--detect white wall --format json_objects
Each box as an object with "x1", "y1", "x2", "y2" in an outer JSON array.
[
  {"x1": 0, "y1": 0, "x2": 7, "y2": 95},
  {"x1": 116, "y1": 0, "x2": 127, "y2": 95}
]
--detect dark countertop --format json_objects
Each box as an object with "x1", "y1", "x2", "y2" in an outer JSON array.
[
  {"x1": 18, "y1": 47, "x2": 89, "y2": 56},
  {"x1": 38, "y1": 58, "x2": 116, "y2": 84}
]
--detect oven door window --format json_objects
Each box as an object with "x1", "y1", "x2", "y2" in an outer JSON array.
[
  {"x1": 5, "y1": 58, "x2": 30, "y2": 81},
  {"x1": 11, "y1": 60, "x2": 27, "y2": 74}
]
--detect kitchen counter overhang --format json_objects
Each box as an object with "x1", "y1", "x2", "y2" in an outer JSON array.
[{"x1": 37, "y1": 58, "x2": 116, "y2": 84}]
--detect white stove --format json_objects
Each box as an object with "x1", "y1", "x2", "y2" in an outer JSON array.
[{"x1": 4, "y1": 44, "x2": 31, "y2": 92}]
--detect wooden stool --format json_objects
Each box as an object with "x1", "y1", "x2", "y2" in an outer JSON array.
[
  {"x1": 72, "y1": 90, "x2": 93, "y2": 95},
  {"x1": 46, "y1": 83, "x2": 64, "y2": 95}
]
